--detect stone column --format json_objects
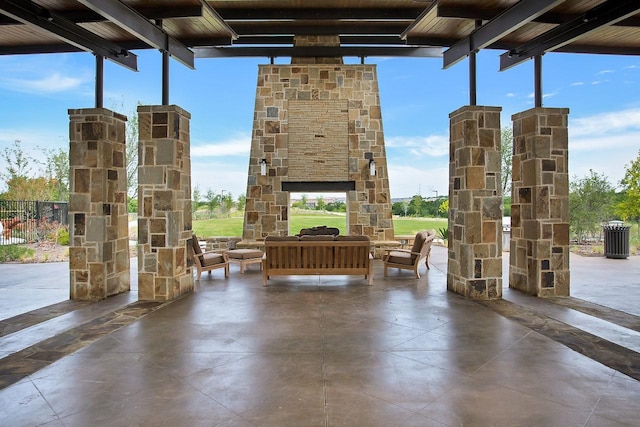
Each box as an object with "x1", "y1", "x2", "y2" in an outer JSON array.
[
  {"x1": 68, "y1": 108, "x2": 130, "y2": 300},
  {"x1": 137, "y1": 105, "x2": 194, "y2": 301},
  {"x1": 447, "y1": 106, "x2": 503, "y2": 299},
  {"x1": 510, "y1": 108, "x2": 570, "y2": 297}
]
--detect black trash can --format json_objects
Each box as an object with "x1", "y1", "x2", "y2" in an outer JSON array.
[{"x1": 602, "y1": 221, "x2": 631, "y2": 259}]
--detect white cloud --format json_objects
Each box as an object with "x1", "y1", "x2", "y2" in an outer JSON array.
[
  {"x1": 385, "y1": 134, "x2": 449, "y2": 157},
  {"x1": 506, "y1": 92, "x2": 516, "y2": 97},
  {"x1": 597, "y1": 69, "x2": 614, "y2": 75},
  {"x1": 0, "y1": 73, "x2": 89, "y2": 94},
  {"x1": 570, "y1": 108, "x2": 640, "y2": 139},
  {"x1": 623, "y1": 65, "x2": 639, "y2": 70},
  {"x1": 527, "y1": 91, "x2": 558, "y2": 99},
  {"x1": 191, "y1": 134, "x2": 251, "y2": 157},
  {"x1": 571, "y1": 82, "x2": 585, "y2": 86}
]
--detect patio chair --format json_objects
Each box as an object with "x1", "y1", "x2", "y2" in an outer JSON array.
[
  {"x1": 191, "y1": 234, "x2": 229, "y2": 280},
  {"x1": 383, "y1": 230, "x2": 436, "y2": 279}
]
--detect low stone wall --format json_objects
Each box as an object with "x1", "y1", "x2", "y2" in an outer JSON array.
[{"x1": 201, "y1": 236, "x2": 243, "y2": 252}]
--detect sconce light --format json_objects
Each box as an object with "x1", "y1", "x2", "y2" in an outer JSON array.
[
  {"x1": 369, "y1": 158, "x2": 376, "y2": 177},
  {"x1": 260, "y1": 158, "x2": 267, "y2": 176}
]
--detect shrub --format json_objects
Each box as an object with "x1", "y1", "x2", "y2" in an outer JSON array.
[
  {"x1": 0, "y1": 245, "x2": 34, "y2": 262},
  {"x1": 55, "y1": 228, "x2": 70, "y2": 245},
  {"x1": 437, "y1": 227, "x2": 448, "y2": 240}
]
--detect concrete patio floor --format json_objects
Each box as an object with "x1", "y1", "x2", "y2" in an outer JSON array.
[{"x1": 0, "y1": 246, "x2": 639, "y2": 426}]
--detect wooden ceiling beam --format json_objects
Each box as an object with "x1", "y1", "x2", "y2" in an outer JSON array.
[
  {"x1": 0, "y1": 0, "x2": 137, "y2": 70},
  {"x1": 437, "y1": 5, "x2": 640, "y2": 28}
]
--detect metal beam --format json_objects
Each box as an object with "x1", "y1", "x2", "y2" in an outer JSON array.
[
  {"x1": 534, "y1": 55, "x2": 542, "y2": 108},
  {"x1": 95, "y1": 55, "x2": 104, "y2": 109},
  {"x1": 75, "y1": 0, "x2": 195, "y2": 69},
  {"x1": 443, "y1": 0, "x2": 566, "y2": 69},
  {"x1": 0, "y1": 0, "x2": 137, "y2": 70},
  {"x1": 228, "y1": 22, "x2": 408, "y2": 36},
  {"x1": 217, "y1": 7, "x2": 421, "y2": 20},
  {"x1": 195, "y1": 46, "x2": 442, "y2": 59},
  {"x1": 500, "y1": 0, "x2": 640, "y2": 71}
]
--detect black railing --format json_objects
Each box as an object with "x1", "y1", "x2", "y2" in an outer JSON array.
[{"x1": 0, "y1": 200, "x2": 68, "y2": 243}]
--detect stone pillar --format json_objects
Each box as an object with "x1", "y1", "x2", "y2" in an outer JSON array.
[
  {"x1": 68, "y1": 108, "x2": 130, "y2": 301},
  {"x1": 510, "y1": 108, "x2": 570, "y2": 297},
  {"x1": 137, "y1": 105, "x2": 194, "y2": 301},
  {"x1": 447, "y1": 106, "x2": 503, "y2": 300}
]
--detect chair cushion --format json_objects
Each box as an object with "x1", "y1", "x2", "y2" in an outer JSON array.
[
  {"x1": 226, "y1": 249, "x2": 263, "y2": 260},
  {"x1": 386, "y1": 251, "x2": 414, "y2": 265},
  {"x1": 298, "y1": 226, "x2": 340, "y2": 236},
  {"x1": 200, "y1": 252, "x2": 225, "y2": 267},
  {"x1": 411, "y1": 231, "x2": 428, "y2": 254}
]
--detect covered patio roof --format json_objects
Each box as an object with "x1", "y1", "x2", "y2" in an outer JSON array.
[{"x1": 1, "y1": 0, "x2": 640, "y2": 71}]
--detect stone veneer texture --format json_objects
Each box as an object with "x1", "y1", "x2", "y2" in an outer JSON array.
[
  {"x1": 68, "y1": 108, "x2": 130, "y2": 300},
  {"x1": 447, "y1": 106, "x2": 503, "y2": 300},
  {"x1": 137, "y1": 105, "x2": 194, "y2": 301},
  {"x1": 243, "y1": 64, "x2": 393, "y2": 241},
  {"x1": 510, "y1": 108, "x2": 570, "y2": 297}
]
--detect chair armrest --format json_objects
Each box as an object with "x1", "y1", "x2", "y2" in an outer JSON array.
[{"x1": 383, "y1": 248, "x2": 421, "y2": 257}]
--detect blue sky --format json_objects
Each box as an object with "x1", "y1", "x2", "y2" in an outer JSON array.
[{"x1": 1, "y1": 48, "x2": 639, "y2": 200}]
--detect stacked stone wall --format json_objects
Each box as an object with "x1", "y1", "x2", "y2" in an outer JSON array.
[
  {"x1": 137, "y1": 105, "x2": 194, "y2": 301},
  {"x1": 68, "y1": 108, "x2": 130, "y2": 300},
  {"x1": 243, "y1": 64, "x2": 393, "y2": 241},
  {"x1": 447, "y1": 106, "x2": 503, "y2": 299},
  {"x1": 510, "y1": 108, "x2": 570, "y2": 297}
]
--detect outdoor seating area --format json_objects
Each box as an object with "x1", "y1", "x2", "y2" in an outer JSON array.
[{"x1": 1, "y1": 248, "x2": 639, "y2": 426}]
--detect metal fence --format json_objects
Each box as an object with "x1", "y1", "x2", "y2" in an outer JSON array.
[{"x1": 0, "y1": 200, "x2": 68, "y2": 243}]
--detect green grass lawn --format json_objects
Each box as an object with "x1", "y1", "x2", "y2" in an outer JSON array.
[{"x1": 192, "y1": 212, "x2": 447, "y2": 238}]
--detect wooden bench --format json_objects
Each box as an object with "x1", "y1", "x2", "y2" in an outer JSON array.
[{"x1": 262, "y1": 235, "x2": 373, "y2": 286}]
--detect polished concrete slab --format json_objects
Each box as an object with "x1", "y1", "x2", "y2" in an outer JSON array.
[{"x1": 0, "y1": 248, "x2": 639, "y2": 426}]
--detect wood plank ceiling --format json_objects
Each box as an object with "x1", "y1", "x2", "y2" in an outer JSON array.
[{"x1": 0, "y1": 0, "x2": 639, "y2": 70}]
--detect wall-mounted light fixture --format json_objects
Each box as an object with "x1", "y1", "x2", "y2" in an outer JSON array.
[
  {"x1": 369, "y1": 158, "x2": 376, "y2": 177},
  {"x1": 260, "y1": 158, "x2": 267, "y2": 176}
]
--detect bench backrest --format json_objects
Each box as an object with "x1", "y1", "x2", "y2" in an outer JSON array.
[{"x1": 264, "y1": 236, "x2": 370, "y2": 271}]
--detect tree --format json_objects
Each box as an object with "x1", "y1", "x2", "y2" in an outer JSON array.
[
  {"x1": 41, "y1": 147, "x2": 69, "y2": 201},
  {"x1": 438, "y1": 199, "x2": 449, "y2": 216},
  {"x1": 501, "y1": 127, "x2": 513, "y2": 196},
  {"x1": 1, "y1": 140, "x2": 35, "y2": 183},
  {"x1": 192, "y1": 185, "x2": 202, "y2": 210},
  {"x1": 205, "y1": 189, "x2": 219, "y2": 218},
  {"x1": 1, "y1": 140, "x2": 65, "y2": 201},
  {"x1": 125, "y1": 111, "x2": 139, "y2": 199},
  {"x1": 616, "y1": 150, "x2": 640, "y2": 236},
  {"x1": 407, "y1": 195, "x2": 425, "y2": 216},
  {"x1": 236, "y1": 194, "x2": 246, "y2": 211},
  {"x1": 569, "y1": 170, "x2": 615, "y2": 243},
  {"x1": 316, "y1": 196, "x2": 326, "y2": 211},
  {"x1": 2, "y1": 176, "x2": 58, "y2": 201}
]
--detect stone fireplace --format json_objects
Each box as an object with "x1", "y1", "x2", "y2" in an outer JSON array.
[{"x1": 242, "y1": 61, "x2": 394, "y2": 240}]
